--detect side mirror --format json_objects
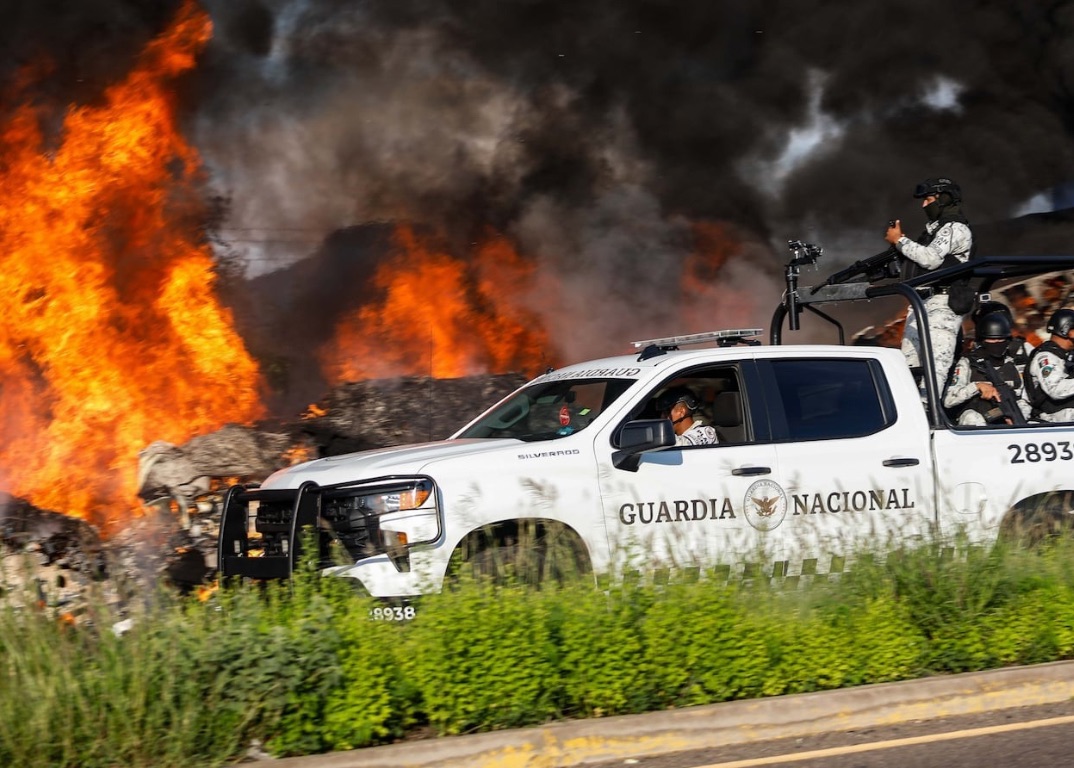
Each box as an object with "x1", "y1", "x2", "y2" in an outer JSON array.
[{"x1": 612, "y1": 418, "x2": 677, "y2": 472}]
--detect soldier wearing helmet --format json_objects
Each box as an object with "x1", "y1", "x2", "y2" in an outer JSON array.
[
  {"x1": 885, "y1": 177, "x2": 975, "y2": 396},
  {"x1": 655, "y1": 386, "x2": 717, "y2": 446},
  {"x1": 944, "y1": 311, "x2": 1029, "y2": 426},
  {"x1": 1023, "y1": 307, "x2": 1074, "y2": 422},
  {"x1": 971, "y1": 300, "x2": 1032, "y2": 373}
]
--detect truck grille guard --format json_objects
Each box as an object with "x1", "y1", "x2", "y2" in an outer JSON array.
[{"x1": 217, "y1": 475, "x2": 441, "y2": 580}]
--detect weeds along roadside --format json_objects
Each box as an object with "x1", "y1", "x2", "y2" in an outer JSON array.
[{"x1": 4, "y1": 536, "x2": 1074, "y2": 766}]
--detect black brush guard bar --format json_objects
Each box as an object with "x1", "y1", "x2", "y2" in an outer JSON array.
[{"x1": 217, "y1": 475, "x2": 442, "y2": 580}]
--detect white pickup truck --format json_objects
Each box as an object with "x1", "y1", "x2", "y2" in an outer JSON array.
[{"x1": 217, "y1": 252, "x2": 1074, "y2": 599}]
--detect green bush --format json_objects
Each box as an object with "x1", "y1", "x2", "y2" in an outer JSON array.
[
  {"x1": 556, "y1": 581, "x2": 657, "y2": 716},
  {"x1": 395, "y1": 574, "x2": 562, "y2": 734},
  {"x1": 6, "y1": 536, "x2": 1074, "y2": 765},
  {"x1": 639, "y1": 582, "x2": 769, "y2": 706}
]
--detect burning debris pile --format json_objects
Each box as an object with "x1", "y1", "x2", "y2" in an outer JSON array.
[
  {"x1": 2, "y1": 373, "x2": 527, "y2": 617},
  {"x1": 137, "y1": 372, "x2": 529, "y2": 527}
]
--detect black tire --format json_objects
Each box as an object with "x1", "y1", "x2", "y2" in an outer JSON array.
[
  {"x1": 450, "y1": 521, "x2": 591, "y2": 587},
  {"x1": 999, "y1": 491, "x2": 1074, "y2": 547}
]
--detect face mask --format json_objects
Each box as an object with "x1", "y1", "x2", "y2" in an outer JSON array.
[
  {"x1": 981, "y1": 339, "x2": 1007, "y2": 360},
  {"x1": 924, "y1": 200, "x2": 942, "y2": 222}
]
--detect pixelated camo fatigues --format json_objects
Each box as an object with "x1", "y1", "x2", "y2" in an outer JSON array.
[
  {"x1": 944, "y1": 352, "x2": 1030, "y2": 426},
  {"x1": 676, "y1": 421, "x2": 717, "y2": 446},
  {"x1": 1025, "y1": 344, "x2": 1074, "y2": 422},
  {"x1": 896, "y1": 219, "x2": 973, "y2": 395}
]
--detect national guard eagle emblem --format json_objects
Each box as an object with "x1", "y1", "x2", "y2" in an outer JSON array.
[{"x1": 743, "y1": 478, "x2": 788, "y2": 531}]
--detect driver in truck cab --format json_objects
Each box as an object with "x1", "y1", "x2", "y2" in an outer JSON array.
[{"x1": 656, "y1": 387, "x2": 718, "y2": 446}]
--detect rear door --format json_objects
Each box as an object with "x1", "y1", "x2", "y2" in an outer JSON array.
[
  {"x1": 931, "y1": 422, "x2": 1074, "y2": 543},
  {"x1": 757, "y1": 354, "x2": 935, "y2": 577}
]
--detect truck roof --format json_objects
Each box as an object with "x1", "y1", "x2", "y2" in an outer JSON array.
[{"x1": 534, "y1": 339, "x2": 905, "y2": 383}]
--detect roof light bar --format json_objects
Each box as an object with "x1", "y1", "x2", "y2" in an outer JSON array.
[{"x1": 630, "y1": 328, "x2": 763, "y2": 350}]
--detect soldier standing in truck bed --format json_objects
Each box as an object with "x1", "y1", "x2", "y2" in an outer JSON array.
[{"x1": 885, "y1": 177, "x2": 974, "y2": 396}]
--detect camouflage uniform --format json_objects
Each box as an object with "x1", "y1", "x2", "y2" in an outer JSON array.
[
  {"x1": 1024, "y1": 343, "x2": 1074, "y2": 422},
  {"x1": 676, "y1": 421, "x2": 717, "y2": 446},
  {"x1": 895, "y1": 218, "x2": 973, "y2": 395},
  {"x1": 944, "y1": 352, "x2": 1030, "y2": 426}
]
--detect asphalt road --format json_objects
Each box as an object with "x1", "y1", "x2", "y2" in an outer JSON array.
[
  {"x1": 584, "y1": 701, "x2": 1074, "y2": 768},
  {"x1": 270, "y1": 660, "x2": 1074, "y2": 768}
]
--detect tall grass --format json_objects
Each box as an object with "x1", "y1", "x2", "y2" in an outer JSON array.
[{"x1": 4, "y1": 535, "x2": 1074, "y2": 765}]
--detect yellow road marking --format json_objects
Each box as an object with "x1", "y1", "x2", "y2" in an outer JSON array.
[{"x1": 689, "y1": 714, "x2": 1074, "y2": 768}]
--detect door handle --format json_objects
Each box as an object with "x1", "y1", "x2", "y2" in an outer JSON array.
[
  {"x1": 732, "y1": 466, "x2": 771, "y2": 476},
  {"x1": 882, "y1": 457, "x2": 920, "y2": 467}
]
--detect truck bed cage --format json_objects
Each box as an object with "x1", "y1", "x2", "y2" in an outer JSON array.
[{"x1": 771, "y1": 253, "x2": 1074, "y2": 429}]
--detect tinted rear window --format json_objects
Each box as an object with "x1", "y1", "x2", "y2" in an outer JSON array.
[{"x1": 769, "y1": 359, "x2": 892, "y2": 441}]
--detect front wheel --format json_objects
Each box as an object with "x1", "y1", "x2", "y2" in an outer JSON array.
[{"x1": 449, "y1": 520, "x2": 592, "y2": 587}]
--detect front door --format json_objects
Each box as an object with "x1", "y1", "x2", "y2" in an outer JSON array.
[{"x1": 593, "y1": 361, "x2": 783, "y2": 579}]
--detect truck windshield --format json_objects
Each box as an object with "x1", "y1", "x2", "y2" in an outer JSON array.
[{"x1": 456, "y1": 378, "x2": 634, "y2": 441}]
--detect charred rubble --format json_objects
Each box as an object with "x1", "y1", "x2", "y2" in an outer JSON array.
[
  {"x1": 138, "y1": 373, "x2": 528, "y2": 586},
  {"x1": 0, "y1": 373, "x2": 527, "y2": 613}
]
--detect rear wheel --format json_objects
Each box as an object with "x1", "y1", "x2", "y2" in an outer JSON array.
[{"x1": 999, "y1": 491, "x2": 1074, "y2": 547}]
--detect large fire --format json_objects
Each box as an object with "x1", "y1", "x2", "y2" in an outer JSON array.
[
  {"x1": 0, "y1": 1, "x2": 263, "y2": 531},
  {"x1": 319, "y1": 226, "x2": 556, "y2": 383},
  {"x1": 679, "y1": 221, "x2": 759, "y2": 333}
]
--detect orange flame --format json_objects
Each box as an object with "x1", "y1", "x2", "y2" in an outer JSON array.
[
  {"x1": 320, "y1": 226, "x2": 555, "y2": 383},
  {"x1": 683, "y1": 221, "x2": 737, "y2": 286},
  {"x1": 678, "y1": 220, "x2": 760, "y2": 333},
  {"x1": 0, "y1": 1, "x2": 263, "y2": 531}
]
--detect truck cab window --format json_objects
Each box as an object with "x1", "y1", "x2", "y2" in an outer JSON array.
[{"x1": 638, "y1": 368, "x2": 746, "y2": 446}]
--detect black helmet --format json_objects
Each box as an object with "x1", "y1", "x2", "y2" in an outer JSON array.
[
  {"x1": 975, "y1": 312, "x2": 1012, "y2": 342},
  {"x1": 912, "y1": 177, "x2": 962, "y2": 204},
  {"x1": 656, "y1": 386, "x2": 700, "y2": 414},
  {"x1": 1047, "y1": 308, "x2": 1074, "y2": 338},
  {"x1": 973, "y1": 300, "x2": 1012, "y2": 324}
]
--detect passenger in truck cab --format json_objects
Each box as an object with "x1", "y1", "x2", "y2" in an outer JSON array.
[
  {"x1": 1024, "y1": 308, "x2": 1074, "y2": 422},
  {"x1": 656, "y1": 386, "x2": 718, "y2": 446}
]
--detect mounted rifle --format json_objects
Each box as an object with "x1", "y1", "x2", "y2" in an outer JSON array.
[
  {"x1": 783, "y1": 239, "x2": 823, "y2": 331},
  {"x1": 810, "y1": 223, "x2": 902, "y2": 294}
]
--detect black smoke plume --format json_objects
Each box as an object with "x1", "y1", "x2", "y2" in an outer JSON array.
[{"x1": 10, "y1": 1, "x2": 1074, "y2": 411}]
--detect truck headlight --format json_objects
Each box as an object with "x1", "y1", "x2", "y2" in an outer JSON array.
[
  {"x1": 321, "y1": 478, "x2": 439, "y2": 572},
  {"x1": 359, "y1": 480, "x2": 433, "y2": 514}
]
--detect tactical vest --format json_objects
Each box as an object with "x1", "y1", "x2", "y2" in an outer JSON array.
[
  {"x1": 1007, "y1": 336, "x2": 1030, "y2": 369},
  {"x1": 959, "y1": 350, "x2": 1021, "y2": 422},
  {"x1": 899, "y1": 209, "x2": 974, "y2": 282},
  {"x1": 1023, "y1": 340, "x2": 1074, "y2": 415}
]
